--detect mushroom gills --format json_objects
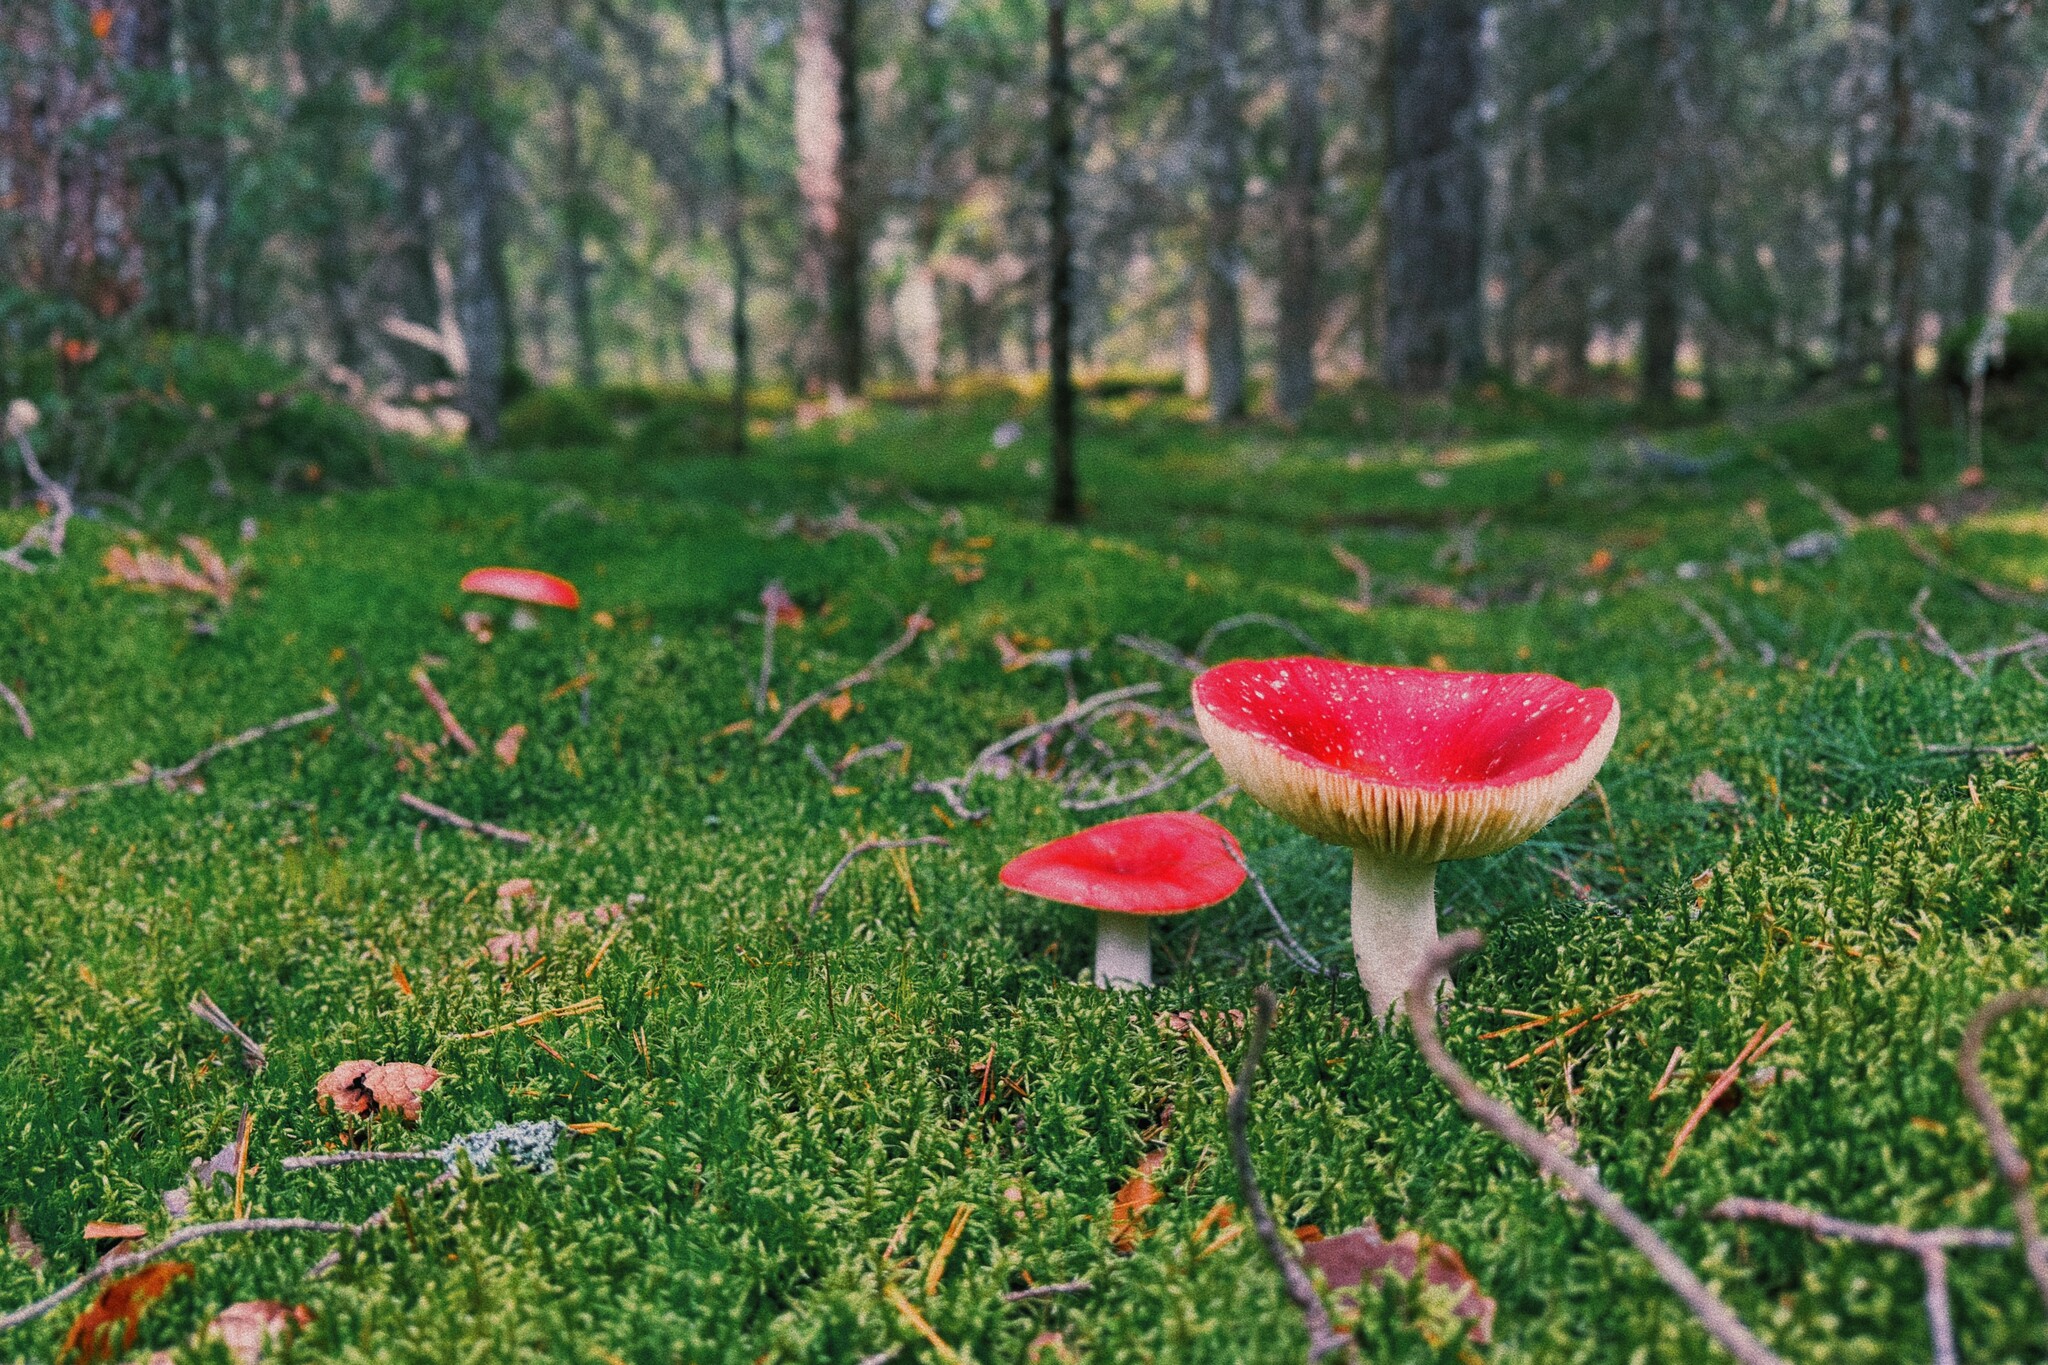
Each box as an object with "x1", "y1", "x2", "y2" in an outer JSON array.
[
  {"x1": 1349, "y1": 852, "x2": 1439, "y2": 1017},
  {"x1": 1094, "y1": 910, "x2": 1153, "y2": 990}
]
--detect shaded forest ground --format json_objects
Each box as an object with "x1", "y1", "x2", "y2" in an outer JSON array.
[{"x1": 5, "y1": 380, "x2": 2048, "y2": 1361}]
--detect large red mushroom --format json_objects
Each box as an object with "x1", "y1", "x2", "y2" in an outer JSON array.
[
  {"x1": 1000, "y1": 811, "x2": 1247, "y2": 989},
  {"x1": 1193, "y1": 658, "x2": 1617, "y2": 1015}
]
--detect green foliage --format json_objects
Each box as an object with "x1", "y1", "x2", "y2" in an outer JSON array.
[
  {"x1": 1938, "y1": 310, "x2": 2048, "y2": 388},
  {"x1": 5, "y1": 389, "x2": 2048, "y2": 1361},
  {"x1": 500, "y1": 387, "x2": 617, "y2": 449}
]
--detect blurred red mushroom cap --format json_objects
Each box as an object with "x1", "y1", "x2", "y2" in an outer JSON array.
[
  {"x1": 459, "y1": 567, "x2": 581, "y2": 610},
  {"x1": 999, "y1": 811, "x2": 1246, "y2": 915}
]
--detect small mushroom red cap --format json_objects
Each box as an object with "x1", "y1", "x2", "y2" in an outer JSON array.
[
  {"x1": 459, "y1": 567, "x2": 581, "y2": 610},
  {"x1": 999, "y1": 812, "x2": 1247, "y2": 915},
  {"x1": 1193, "y1": 657, "x2": 1618, "y2": 864}
]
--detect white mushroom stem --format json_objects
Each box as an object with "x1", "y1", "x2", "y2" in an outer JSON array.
[
  {"x1": 1094, "y1": 911, "x2": 1153, "y2": 990},
  {"x1": 1350, "y1": 852, "x2": 1439, "y2": 1017}
]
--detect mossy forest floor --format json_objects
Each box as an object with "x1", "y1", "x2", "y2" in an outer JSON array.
[{"x1": 6, "y1": 383, "x2": 2048, "y2": 1362}]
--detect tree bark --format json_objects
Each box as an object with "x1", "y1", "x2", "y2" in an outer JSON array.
[
  {"x1": 1384, "y1": 0, "x2": 1485, "y2": 391},
  {"x1": 1960, "y1": 1, "x2": 2017, "y2": 322},
  {"x1": 1274, "y1": 0, "x2": 1322, "y2": 421},
  {"x1": 712, "y1": 0, "x2": 751, "y2": 453},
  {"x1": 386, "y1": 101, "x2": 454, "y2": 384},
  {"x1": 1640, "y1": 0, "x2": 1693, "y2": 413},
  {"x1": 1047, "y1": 0, "x2": 1079, "y2": 523},
  {"x1": 552, "y1": 0, "x2": 598, "y2": 388},
  {"x1": 449, "y1": 19, "x2": 511, "y2": 444},
  {"x1": 1200, "y1": 0, "x2": 1246, "y2": 421},
  {"x1": 132, "y1": 0, "x2": 191, "y2": 331},
  {"x1": 1885, "y1": 0, "x2": 1922, "y2": 476},
  {"x1": 794, "y1": 0, "x2": 863, "y2": 398}
]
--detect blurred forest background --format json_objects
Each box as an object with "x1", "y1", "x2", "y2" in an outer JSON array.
[{"x1": 5, "y1": 0, "x2": 2048, "y2": 500}]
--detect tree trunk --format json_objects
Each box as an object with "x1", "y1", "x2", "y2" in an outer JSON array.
[
  {"x1": 713, "y1": 0, "x2": 751, "y2": 454},
  {"x1": 1274, "y1": 0, "x2": 1322, "y2": 422},
  {"x1": 1960, "y1": 1, "x2": 2016, "y2": 322},
  {"x1": 1384, "y1": 0, "x2": 1485, "y2": 391},
  {"x1": 1834, "y1": 0, "x2": 1877, "y2": 375},
  {"x1": 1047, "y1": 0, "x2": 1079, "y2": 524},
  {"x1": 794, "y1": 0, "x2": 863, "y2": 398},
  {"x1": 449, "y1": 21, "x2": 510, "y2": 444},
  {"x1": 1886, "y1": 0, "x2": 1921, "y2": 476},
  {"x1": 387, "y1": 101, "x2": 453, "y2": 384},
  {"x1": 132, "y1": 0, "x2": 191, "y2": 331},
  {"x1": 1639, "y1": 0, "x2": 1692, "y2": 413},
  {"x1": 182, "y1": 0, "x2": 233, "y2": 335},
  {"x1": 552, "y1": 0, "x2": 598, "y2": 388},
  {"x1": 1200, "y1": 0, "x2": 1246, "y2": 421}
]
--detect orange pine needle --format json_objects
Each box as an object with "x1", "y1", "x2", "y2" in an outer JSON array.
[
  {"x1": 1660, "y1": 1021, "x2": 1781, "y2": 1177},
  {"x1": 924, "y1": 1203, "x2": 973, "y2": 1297}
]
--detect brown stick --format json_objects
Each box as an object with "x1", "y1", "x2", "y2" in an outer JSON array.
[
  {"x1": 763, "y1": 607, "x2": 933, "y2": 744},
  {"x1": 0, "y1": 1218, "x2": 358, "y2": 1333},
  {"x1": 0, "y1": 681, "x2": 30, "y2": 740},
  {"x1": 1062, "y1": 748, "x2": 1213, "y2": 811},
  {"x1": 397, "y1": 791, "x2": 536, "y2": 846},
  {"x1": 5, "y1": 701, "x2": 339, "y2": 826},
  {"x1": 1229, "y1": 985, "x2": 1349, "y2": 1361},
  {"x1": 0, "y1": 426, "x2": 74, "y2": 574},
  {"x1": 1407, "y1": 934, "x2": 1785, "y2": 1365},
  {"x1": 1956, "y1": 987, "x2": 2048, "y2": 1316},
  {"x1": 1001, "y1": 1279, "x2": 1092, "y2": 1302},
  {"x1": 411, "y1": 666, "x2": 479, "y2": 754},
  {"x1": 808, "y1": 836, "x2": 949, "y2": 917}
]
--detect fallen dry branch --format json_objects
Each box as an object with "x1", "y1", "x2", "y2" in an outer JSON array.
[
  {"x1": 1061, "y1": 747, "x2": 1214, "y2": 812},
  {"x1": 4, "y1": 700, "x2": 339, "y2": 826},
  {"x1": 1229, "y1": 985, "x2": 1350, "y2": 1361},
  {"x1": 0, "y1": 1218, "x2": 358, "y2": 1334},
  {"x1": 1710, "y1": 1197, "x2": 2009, "y2": 1365},
  {"x1": 410, "y1": 667, "x2": 479, "y2": 754},
  {"x1": 1920, "y1": 739, "x2": 2042, "y2": 758},
  {"x1": 189, "y1": 992, "x2": 266, "y2": 1072},
  {"x1": 808, "y1": 836, "x2": 950, "y2": 917},
  {"x1": 769, "y1": 502, "x2": 899, "y2": 556},
  {"x1": 1674, "y1": 594, "x2": 1740, "y2": 666},
  {"x1": 1001, "y1": 1278, "x2": 1092, "y2": 1302},
  {"x1": 1956, "y1": 987, "x2": 2048, "y2": 1317},
  {"x1": 281, "y1": 1150, "x2": 444, "y2": 1170},
  {"x1": 396, "y1": 791, "x2": 536, "y2": 846},
  {"x1": 1116, "y1": 633, "x2": 1202, "y2": 673},
  {"x1": 1406, "y1": 933, "x2": 1786, "y2": 1365},
  {"x1": 763, "y1": 606, "x2": 933, "y2": 745},
  {"x1": 834, "y1": 740, "x2": 906, "y2": 774},
  {"x1": 0, "y1": 418, "x2": 74, "y2": 575},
  {"x1": 0, "y1": 681, "x2": 30, "y2": 740},
  {"x1": 915, "y1": 680, "x2": 1164, "y2": 822},
  {"x1": 1196, "y1": 613, "x2": 1324, "y2": 662},
  {"x1": 1224, "y1": 845, "x2": 1338, "y2": 978}
]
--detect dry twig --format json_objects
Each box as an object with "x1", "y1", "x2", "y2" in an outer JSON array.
[
  {"x1": 1001, "y1": 1278, "x2": 1092, "y2": 1302},
  {"x1": 763, "y1": 607, "x2": 932, "y2": 744},
  {"x1": 1662, "y1": 1021, "x2": 1791, "y2": 1177},
  {"x1": 1674, "y1": 595, "x2": 1740, "y2": 665},
  {"x1": 0, "y1": 420, "x2": 74, "y2": 575},
  {"x1": 4, "y1": 701, "x2": 338, "y2": 826},
  {"x1": 1197, "y1": 613, "x2": 1324, "y2": 661},
  {"x1": 397, "y1": 791, "x2": 536, "y2": 846},
  {"x1": 0, "y1": 1219, "x2": 357, "y2": 1334},
  {"x1": 1709, "y1": 1197, "x2": 2010, "y2": 1365},
  {"x1": 915, "y1": 681, "x2": 1163, "y2": 822},
  {"x1": 0, "y1": 681, "x2": 30, "y2": 740},
  {"x1": 189, "y1": 992, "x2": 266, "y2": 1072},
  {"x1": 1223, "y1": 845, "x2": 1338, "y2": 978},
  {"x1": 1405, "y1": 933, "x2": 1785, "y2": 1365},
  {"x1": 411, "y1": 667, "x2": 479, "y2": 754},
  {"x1": 1229, "y1": 985, "x2": 1350, "y2": 1361},
  {"x1": 1956, "y1": 987, "x2": 2048, "y2": 1317},
  {"x1": 1062, "y1": 747, "x2": 1214, "y2": 812},
  {"x1": 808, "y1": 836, "x2": 949, "y2": 917}
]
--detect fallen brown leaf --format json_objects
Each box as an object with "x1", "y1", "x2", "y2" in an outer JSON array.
[
  {"x1": 60, "y1": 1261, "x2": 193, "y2": 1364},
  {"x1": 1108, "y1": 1149, "x2": 1166, "y2": 1253},
  {"x1": 363, "y1": 1062, "x2": 442, "y2": 1122},
  {"x1": 821, "y1": 692, "x2": 855, "y2": 723},
  {"x1": 5, "y1": 1208, "x2": 44, "y2": 1268},
  {"x1": 1302, "y1": 1224, "x2": 1495, "y2": 1345},
  {"x1": 101, "y1": 536, "x2": 239, "y2": 608},
  {"x1": 314, "y1": 1060, "x2": 378, "y2": 1118},
  {"x1": 493, "y1": 724, "x2": 527, "y2": 767},
  {"x1": 1689, "y1": 770, "x2": 1742, "y2": 806},
  {"x1": 82, "y1": 1221, "x2": 147, "y2": 1241}
]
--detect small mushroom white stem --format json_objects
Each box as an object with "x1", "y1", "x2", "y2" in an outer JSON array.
[
  {"x1": 1350, "y1": 852, "x2": 1439, "y2": 1017},
  {"x1": 1094, "y1": 910, "x2": 1153, "y2": 990}
]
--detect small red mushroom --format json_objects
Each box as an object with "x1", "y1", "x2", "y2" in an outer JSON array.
[
  {"x1": 1000, "y1": 811, "x2": 1247, "y2": 990},
  {"x1": 458, "y1": 567, "x2": 581, "y2": 611},
  {"x1": 1193, "y1": 658, "x2": 1618, "y2": 1015}
]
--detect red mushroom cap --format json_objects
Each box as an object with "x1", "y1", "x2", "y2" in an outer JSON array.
[
  {"x1": 459, "y1": 567, "x2": 581, "y2": 610},
  {"x1": 999, "y1": 811, "x2": 1247, "y2": 915},
  {"x1": 1193, "y1": 657, "x2": 1618, "y2": 863}
]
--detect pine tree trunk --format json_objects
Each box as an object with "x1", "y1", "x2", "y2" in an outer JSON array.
[
  {"x1": 388, "y1": 102, "x2": 453, "y2": 384},
  {"x1": 1384, "y1": 0, "x2": 1485, "y2": 391},
  {"x1": 795, "y1": 0, "x2": 863, "y2": 398},
  {"x1": 1886, "y1": 0, "x2": 1921, "y2": 476},
  {"x1": 1640, "y1": 0, "x2": 1691, "y2": 414},
  {"x1": 552, "y1": 0, "x2": 598, "y2": 388},
  {"x1": 132, "y1": 0, "x2": 191, "y2": 331},
  {"x1": 1960, "y1": 2, "x2": 2015, "y2": 322},
  {"x1": 449, "y1": 21, "x2": 510, "y2": 444},
  {"x1": 1200, "y1": 0, "x2": 1246, "y2": 421},
  {"x1": 1834, "y1": 0, "x2": 1877, "y2": 376},
  {"x1": 713, "y1": 0, "x2": 751, "y2": 453},
  {"x1": 1274, "y1": 0, "x2": 1322, "y2": 422},
  {"x1": 1047, "y1": 0, "x2": 1079, "y2": 524}
]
